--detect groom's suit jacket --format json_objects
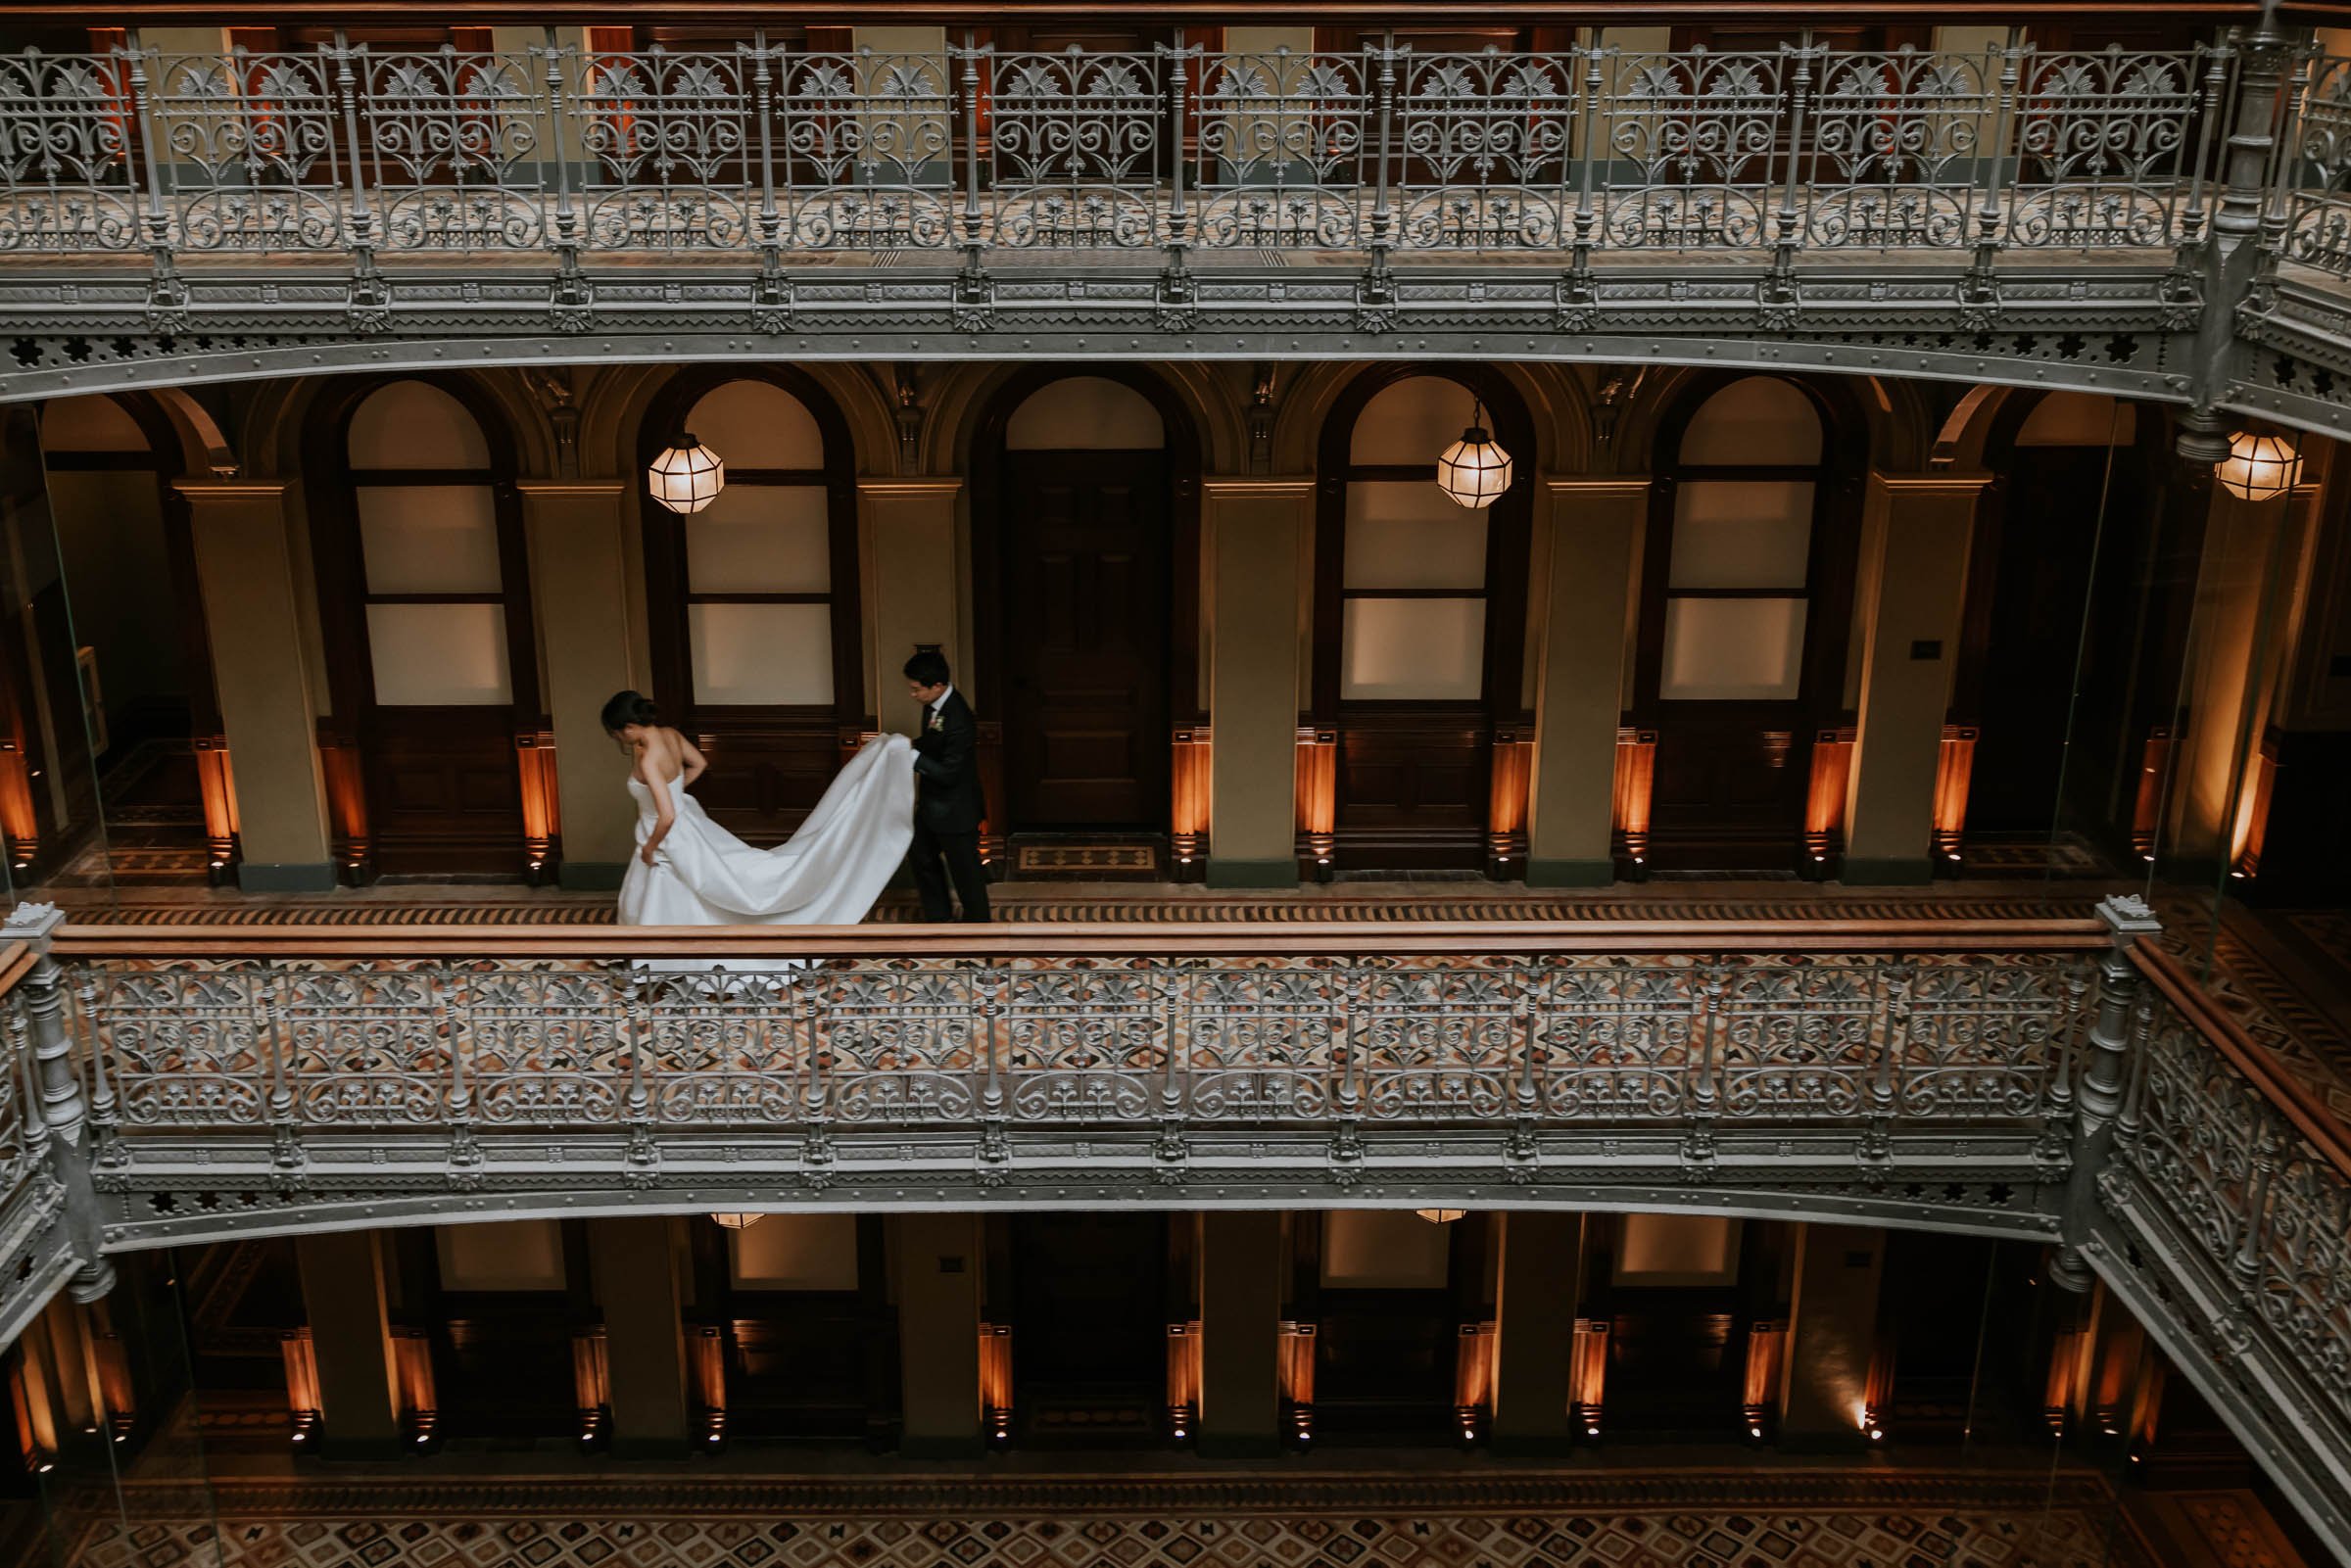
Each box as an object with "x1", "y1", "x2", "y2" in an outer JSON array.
[{"x1": 912, "y1": 689, "x2": 986, "y2": 834}]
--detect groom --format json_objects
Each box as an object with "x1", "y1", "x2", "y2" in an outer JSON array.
[{"x1": 903, "y1": 648, "x2": 990, "y2": 924}]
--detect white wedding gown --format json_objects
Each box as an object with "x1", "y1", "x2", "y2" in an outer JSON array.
[{"x1": 617, "y1": 734, "x2": 915, "y2": 927}]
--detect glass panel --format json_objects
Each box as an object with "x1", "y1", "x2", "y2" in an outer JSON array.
[
  {"x1": 1321, "y1": 1211, "x2": 1452, "y2": 1288},
  {"x1": 348, "y1": 379, "x2": 492, "y2": 468},
  {"x1": 1677, "y1": 376, "x2": 1822, "y2": 465},
  {"x1": 1659, "y1": 596, "x2": 1807, "y2": 700},
  {"x1": 1349, "y1": 375, "x2": 1470, "y2": 464},
  {"x1": 1341, "y1": 596, "x2": 1485, "y2": 700},
  {"x1": 685, "y1": 485, "x2": 831, "y2": 593},
  {"x1": 1615, "y1": 1214, "x2": 1743, "y2": 1284},
  {"x1": 690, "y1": 602, "x2": 835, "y2": 705},
  {"x1": 1344, "y1": 483, "x2": 1487, "y2": 590},
  {"x1": 1668, "y1": 481, "x2": 1815, "y2": 589},
  {"x1": 436, "y1": 1220, "x2": 568, "y2": 1291},
  {"x1": 356, "y1": 485, "x2": 503, "y2": 594},
  {"x1": 685, "y1": 379, "x2": 827, "y2": 467},
  {"x1": 365, "y1": 603, "x2": 513, "y2": 705},
  {"x1": 730, "y1": 1214, "x2": 861, "y2": 1290}
]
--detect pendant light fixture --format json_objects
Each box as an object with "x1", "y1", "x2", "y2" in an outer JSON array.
[
  {"x1": 648, "y1": 431, "x2": 725, "y2": 514},
  {"x1": 709, "y1": 1212, "x2": 764, "y2": 1230},
  {"x1": 2215, "y1": 430, "x2": 2302, "y2": 502},
  {"x1": 1435, "y1": 398, "x2": 1512, "y2": 509},
  {"x1": 1415, "y1": 1208, "x2": 1467, "y2": 1224}
]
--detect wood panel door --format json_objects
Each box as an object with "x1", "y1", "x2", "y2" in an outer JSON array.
[
  {"x1": 362, "y1": 707, "x2": 529, "y2": 874},
  {"x1": 1007, "y1": 1212, "x2": 1168, "y2": 1441},
  {"x1": 1000, "y1": 451, "x2": 1170, "y2": 831}
]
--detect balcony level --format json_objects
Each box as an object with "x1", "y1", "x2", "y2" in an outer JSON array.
[{"x1": 3, "y1": 18, "x2": 2351, "y2": 439}]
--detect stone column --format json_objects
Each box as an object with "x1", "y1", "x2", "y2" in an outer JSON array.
[
  {"x1": 1198, "y1": 1211, "x2": 1282, "y2": 1456},
  {"x1": 516, "y1": 482, "x2": 642, "y2": 886},
  {"x1": 862, "y1": 479, "x2": 967, "y2": 734},
  {"x1": 1778, "y1": 1222, "x2": 1887, "y2": 1449},
  {"x1": 1490, "y1": 1212, "x2": 1584, "y2": 1452},
  {"x1": 1526, "y1": 478, "x2": 1648, "y2": 886},
  {"x1": 891, "y1": 1212, "x2": 983, "y2": 1457},
  {"x1": 294, "y1": 1231, "x2": 403, "y2": 1457},
  {"x1": 586, "y1": 1216, "x2": 690, "y2": 1456},
  {"x1": 1204, "y1": 479, "x2": 1313, "y2": 888},
  {"x1": 1843, "y1": 474, "x2": 1985, "y2": 883},
  {"x1": 174, "y1": 480, "x2": 335, "y2": 891}
]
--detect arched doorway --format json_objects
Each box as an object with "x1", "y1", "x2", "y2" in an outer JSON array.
[
  {"x1": 1310, "y1": 366, "x2": 1535, "y2": 873},
  {"x1": 636, "y1": 369, "x2": 865, "y2": 846},
  {"x1": 1960, "y1": 391, "x2": 2161, "y2": 851},
  {"x1": 306, "y1": 377, "x2": 548, "y2": 879},
  {"x1": 27, "y1": 393, "x2": 233, "y2": 883},
  {"x1": 972, "y1": 370, "x2": 1201, "y2": 866},
  {"x1": 1632, "y1": 375, "x2": 1863, "y2": 873}
]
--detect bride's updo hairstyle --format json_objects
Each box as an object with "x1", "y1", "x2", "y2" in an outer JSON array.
[{"x1": 600, "y1": 690, "x2": 659, "y2": 735}]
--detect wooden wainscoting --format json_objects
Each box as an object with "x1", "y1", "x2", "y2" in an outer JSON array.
[
  {"x1": 1486, "y1": 727, "x2": 1533, "y2": 875},
  {"x1": 1330, "y1": 705, "x2": 1493, "y2": 872},
  {"x1": 1611, "y1": 727, "x2": 1657, "y2": 873},
  {"x1": 688, "y1": 711, "x2": 852, "y2": 848},
  {"x1": 1171, "y1": 724, "x2": 1211, "y2": 878},
  {"x1": 360, "y1": 709, "x2": 529, "y2": 878}
]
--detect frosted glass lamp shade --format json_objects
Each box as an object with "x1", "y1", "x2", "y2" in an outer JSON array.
[
  {"x1": 1415, "y1": 1208, "x2": 1467, "y2": 1224},
  {"x1": 2216, "y1": 431, "x2": 2301, "y2": 501},
  {"x1": 1435, "y1": 426, "x2": 1512, "y2": 509},
  {"x1": 649, "y1": 433, "x2": 725, "y2": 514},
  {"x1": 709, "y1": 1212, "x2": 764, "y2": 1230}
]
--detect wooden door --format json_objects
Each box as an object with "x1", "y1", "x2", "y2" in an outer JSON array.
[
  {"x1": 1008, "y1": 1212, "x2": 1168, "y2": 1440},
  {"x1": 1000, "y1": 451, "x2": 1170, "y2": 831},
  {"x1": 1965, "y1": 451, "x2": 2123, "y2": 833}
]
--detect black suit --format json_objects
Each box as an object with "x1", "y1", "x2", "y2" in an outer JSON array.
[{"x1": 910, "y1": 689, "x2": 990, "y2": 923}]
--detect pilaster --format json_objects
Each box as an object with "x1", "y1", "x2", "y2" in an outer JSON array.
[
  {"x1": 1203, "y1": 478, "x2": 1313, "y2": 888},
  {"x1": 1198, "y1": 1210, "x2": 1282, "y2": 1456},
  {"x1": 586, "y1": 1215, "x2": 690, "y2": 1457},
  {"x1": 293, "y1": 1230, "x2": 403, "y2": 1458},
  {"x1": 516, "y1": 481, "x2": 641, "y2": 887},
  {"x1": 891, "y1": 1212, "x2": 984, "y2": 1457},
  {"x1": 1527, "y1": 478, "x2": 1648, "y2": 886}
]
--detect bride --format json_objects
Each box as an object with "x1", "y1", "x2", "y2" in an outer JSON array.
[{"x1": 604, "y1": 691, "x2": 914, "y2": 927}]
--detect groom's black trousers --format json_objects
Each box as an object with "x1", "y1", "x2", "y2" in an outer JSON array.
[{"x1": 911, "y1": 821, "x2": 990, "y2": 923}]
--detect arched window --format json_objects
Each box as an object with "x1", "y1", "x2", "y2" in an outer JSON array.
[
  {"x1": 640, "y1": 370, "x2": 861, "y2": 845},
  {"x1": 1631, "y1": 374, "x2": 1857, "y2": 872},
  {"x1": 310, "y1": 377, "x2": 544, "y2": 877},
  {"x1": 1312, "y1": 368, "x2": 1533, "y2": 873},
  {"x1": 1655, "y1": 377, "x2": 1824, "y2": 703}
]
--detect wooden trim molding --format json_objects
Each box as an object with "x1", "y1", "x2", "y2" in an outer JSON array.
[
  {"x1": 1294, "y1": 726, "x2": 1337, "y2": 869},
  {"x1": 1610, "y1": 726, "x2": 1656, "y2": 869},
  {"x1": 1171, "y1": 723, "x2": 1212, "y2": 877},
  {"x1": 1933, "y1": 724, "x2": 1979, "y2": 864}
]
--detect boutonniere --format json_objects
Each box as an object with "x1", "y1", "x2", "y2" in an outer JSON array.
[{"x1": 927, "y1": 710, "x2": 942, "y2": 732}]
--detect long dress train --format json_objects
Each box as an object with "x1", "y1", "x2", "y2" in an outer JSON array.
[{"x1": 617, "y1": 733, "x2": 914, "y2": 927}]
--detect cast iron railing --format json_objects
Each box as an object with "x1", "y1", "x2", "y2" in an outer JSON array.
[
  {"x1": 0, "y1": 898, "x2": 2343, "y2": 1545},
  {"x1": 0, "y1": 35, "x2": 2234, "y2": 265}
]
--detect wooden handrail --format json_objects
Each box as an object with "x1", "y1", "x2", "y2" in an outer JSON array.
[
  {"x1": 2133, "y1": 942, "x2": 2351, "y2": 1181},
  {"x1": 50, "y1": 917, "x2": 2111, "y2": 962},
  {"x1": 0, "y1": 942, "x2": 29, "y2": 999}
]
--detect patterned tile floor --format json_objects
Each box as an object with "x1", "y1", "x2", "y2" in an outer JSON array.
[{"x1": 19, "y1": 1469, "x2": 2151, "y2": 1568}]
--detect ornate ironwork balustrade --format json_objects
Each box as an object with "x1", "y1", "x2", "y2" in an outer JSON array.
[
  {"x1": 0, "y1": 36, "x2": 2229, "y2": 264},
  {"x1": 0, "y1": 898, "x2": 2342, "y2": 1546}
]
